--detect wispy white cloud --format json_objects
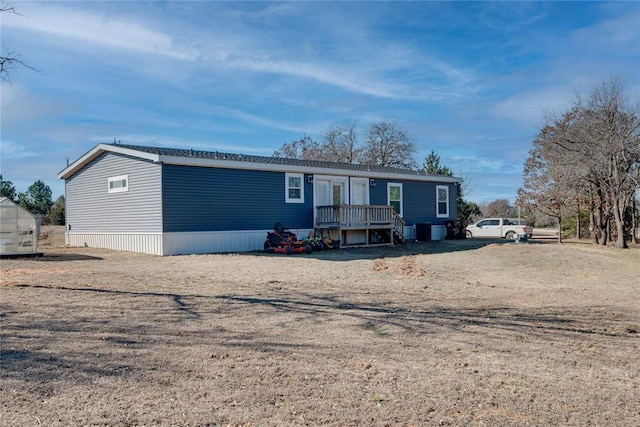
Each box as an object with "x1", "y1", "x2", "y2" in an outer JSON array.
[
  {"x1": 0, "y1": 140, "x2": 39, "y2": 161},
  {"x1": 223, "y1": 56, "x2": 412, "y2": 100},
  {"x1": 2, "y1": 4, "x2": 200, "y2": 61},
  {"x1": 475, "y1": 4, "x2": 550, "y2": 33},
  {"x1": 208, "y1": 106, "x2": 309, "y2": 135},
  {"x1": 4, "y1": 2, "x2": 477, "y2": 102},
  {"x1": 209, "y1": 44, "x2": 477, "y2": 102},
  {"x1": 491, "y1": 88, "x2": 575, "y2": 127},
  {"x1": 572, "y1": 12, "x2": 640, "y2": 52}
]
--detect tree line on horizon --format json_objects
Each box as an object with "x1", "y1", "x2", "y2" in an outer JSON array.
[{"x1": 518, "y1": 78, "x2": 640, "y2": 249}]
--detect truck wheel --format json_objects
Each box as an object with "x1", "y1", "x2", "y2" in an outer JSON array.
[
  {"x1": 505, "y1": 231, "x2": 517, "y2": 240},
  {"x1": 466, "y1": 230, "x2": 472, "y2": 238}
]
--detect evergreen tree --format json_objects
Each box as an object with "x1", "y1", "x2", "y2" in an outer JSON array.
[
  {"x1": 0, "y1": 174, "x2": 17, "y2": 200},
  {"x1": 17, "y1": 180, "x2": 53, "y2": 215},
  {"x1": 420, "y1": 150, "x2": 453, "y2": 176}
]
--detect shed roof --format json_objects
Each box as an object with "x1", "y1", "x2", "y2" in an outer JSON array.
[
  {"x1": 58, "y1": 143, "x2": 461, "y2": 184},
  {"x1": 0, "y1": 196, "x2": 35, "y2": 214}
]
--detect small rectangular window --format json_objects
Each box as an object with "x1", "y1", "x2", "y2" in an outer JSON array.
[
  {"x1": 285, "y1": 173, "x2": 304, "y2": 203},
  {"x1": 108, "y1": 175, "x2": 128, "y2": 193},
  {"x1": 387, "y1": 183, "x2": 403, "y2": 216},
  {"x1": 436, "y1": 185, "x2": 449, "y2": 218}
]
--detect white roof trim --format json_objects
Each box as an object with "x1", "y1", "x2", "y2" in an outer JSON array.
[{"x1": 57, "y1": 144, "x2": 159, "y2": 179}]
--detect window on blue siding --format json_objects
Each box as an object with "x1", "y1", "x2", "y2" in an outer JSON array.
[
  {"x1": 387, "y1": 182, "x2": 403, "y2": 216},
  {"x1": 108, "y1": 175, "x2": 128, "y2": 193},
  {"x1": 436, "y1": 185, "x2": 449, "y2": 218},
  {"x1": 285, "y1": 173, "x2": 304, "y2": 203}
]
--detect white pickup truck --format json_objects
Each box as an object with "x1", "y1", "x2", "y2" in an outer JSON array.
[{"x1": 466, "y1": 218, "x2": 531, "y2": 240}]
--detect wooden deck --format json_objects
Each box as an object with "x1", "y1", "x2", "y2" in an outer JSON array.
[{"x1": 315, "y1": 205, "x2": 405, "y2": 248}]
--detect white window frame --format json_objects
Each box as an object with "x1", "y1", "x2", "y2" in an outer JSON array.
[
  {"x1": 285, "y1": 173, "x2": 304, "y2": 203},
  {"x1": 436, "y1": 185, "x2": 449, "y2": 218},
  {"x1": 387, "y1": 182, "x2": 403, "y2": 217},
  {"x1": 108, "y1": 175, "x2": 129, "y2": 193}
]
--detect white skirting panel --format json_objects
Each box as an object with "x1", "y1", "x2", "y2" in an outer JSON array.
[
  {"x1": 66, "y1": 232, "x2": 164, "y2": 255},
  {"x1": 163, "y1": 230, "x2": 266, "y2": 255},
  {"x1": 66, "y1": 229, "x2": 314, "y2": 255},
  {"x1": 163, "y1": 229, "x2": 313, "y2": 255},
  {"x1": 431, "y1": 225, "x2": 447, "y2": 241}
]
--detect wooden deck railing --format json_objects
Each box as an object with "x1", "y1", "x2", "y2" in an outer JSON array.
[
  {"x1": 393, "y1": 212, "x2": 406, "y2": 240},
  {"x1": 316, "y1": 205, "x2": 405, "y2": 242}
]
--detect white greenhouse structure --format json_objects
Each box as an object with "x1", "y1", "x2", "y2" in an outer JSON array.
[{"x1": 0, "y1": 197, "x2": 39, "y2": 256}]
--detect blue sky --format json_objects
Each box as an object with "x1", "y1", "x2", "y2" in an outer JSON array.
[{"x1": 2, "y1": 1, "x2": 639, "y2": 204}]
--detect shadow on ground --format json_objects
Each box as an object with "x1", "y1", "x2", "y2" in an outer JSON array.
[
  {"x1": 36, "y1": 253, "x2": 104, "y2": 262},
  {"x1": 246, "y1": 238, "x2": 556, "y2": 261},
  {"x1": 9, "y1": 283, "x2": 637, "y2": 340},
  {"x1": 2, "y1": 283, "x2": 638, "y2": 391}
]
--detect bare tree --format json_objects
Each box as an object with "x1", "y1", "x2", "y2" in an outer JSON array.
[
  {"x1": 273, "y1": 136, "x2": 320, "y2": 160},
  {"x1": 518, "y1": 78, "x2": 640, "y2": 248},
  {"x1": 362, "y1": 121, "x2": 417, "y2": 169},
  {"x1": 1, "y1": 3, "x2": 36, "y2": 82},
  {"x1": 0, "y1": 50, "x2": 32, "y2": 83},
  {"x1": 274, "y1": 121, "x2": 418, "y2": 169},
  {"x1": 577, "y1": 80, "x2": 640, "y2": 248},
  {"x1": 319, "y1": 121, "x2": 362, "y2": 164},
  {"x1": 518, "y1": 135, "x2": 574, "y2": 243}
]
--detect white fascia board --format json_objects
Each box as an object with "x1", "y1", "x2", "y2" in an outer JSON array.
[
  {"x1": 158, "y1": 155, "x2": 462, "y2": 184},
  {"x1": 102, "y1": 144, "x2": 160, "y2": 161},
  {"x1": 58, "y1": 144, "x2": 160, "y2": 179}
]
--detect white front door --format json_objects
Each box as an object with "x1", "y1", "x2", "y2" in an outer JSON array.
[{"x1": 350, "y1": 178, "x2": 369, "y2": 205}]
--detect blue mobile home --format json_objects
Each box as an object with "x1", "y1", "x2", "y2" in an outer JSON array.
[{"x1": 58, "y1": 143, "x2": 461, "y2": 255}]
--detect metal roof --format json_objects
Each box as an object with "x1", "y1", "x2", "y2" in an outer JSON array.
[
  {"x1": 113, "y1": 143, "x2": 430, "y2": 174},
  {"x1": 58, "y1": 142, "x2": 461, "y2": 183}
]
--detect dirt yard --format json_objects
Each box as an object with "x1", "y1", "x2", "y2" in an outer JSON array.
[{"x1": 1, "y1": 227, "x2": 639, "y2": 426}]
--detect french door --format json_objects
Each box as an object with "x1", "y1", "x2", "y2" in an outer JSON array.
[{"x1": 315, "y1": 177, "x2": 347, "y2": 206}]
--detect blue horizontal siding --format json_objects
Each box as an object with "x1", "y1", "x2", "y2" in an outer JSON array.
[
  {"x1": 162, "y1": 164, "x2": 313, "y2": 232},
  {"x1": 370, "y1": 179, "x2": 457, "y2": 225}
]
